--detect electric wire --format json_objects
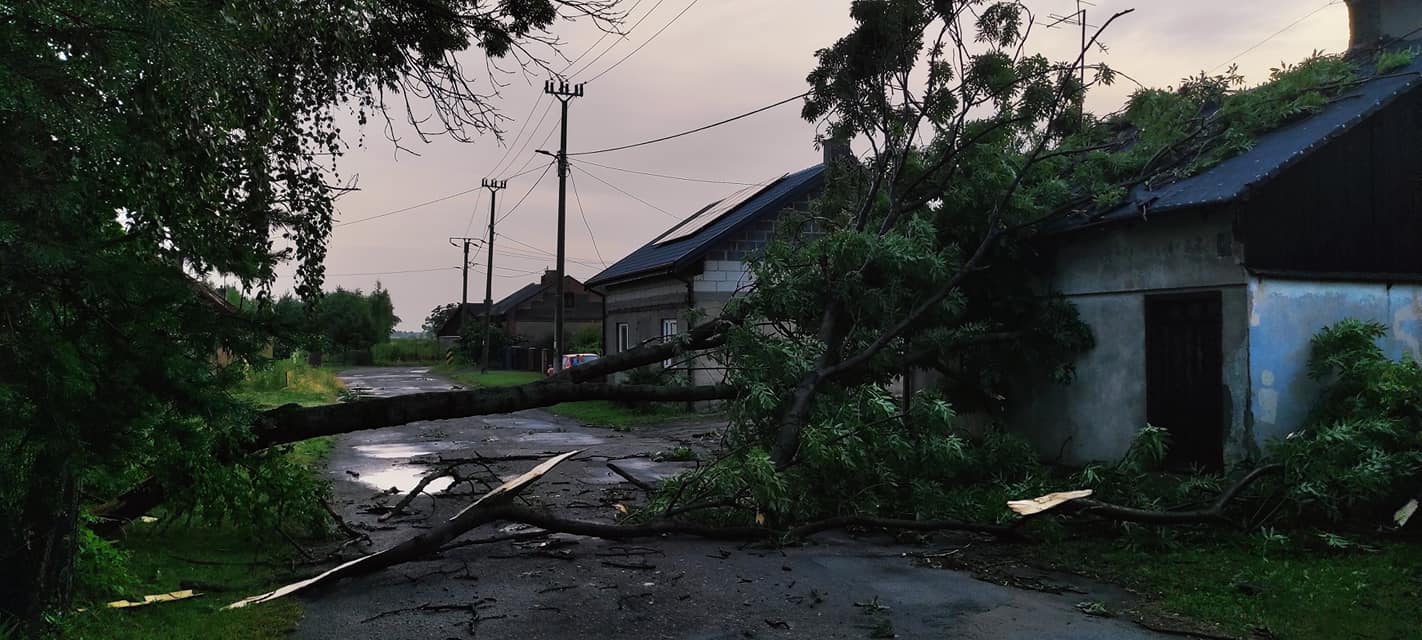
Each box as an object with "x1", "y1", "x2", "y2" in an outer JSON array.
[
  {"x1": 327, "y1": 266, "x2": 459, "y2": 277},
  {"x1": 568, "y1": 172, "x2": 607, "y2": 267},
  {"x1": 571, "y1": 164, "x2": 682, "y2": 220},
  {"x1": 573, "y1": 158, "x2": 761, "y2": 186},
  {"x1": 1209, "y1": 1, "x2": 1343, "y2": 72},
  {"x1": 565, "y1": 0, "x2": 671, "y2": 79},
  {"x1": 585, "y1": 0, "x2": 701, "y2": 83},
  {"x1": 495, "y1": 161, "x2": 556, "y2": 225},
  {"x1": 567, "y1": 92, "x2": 808, "y2": 156},
  {"x1": 336, "y1": 162, "x2": 548, "y2": 228}
]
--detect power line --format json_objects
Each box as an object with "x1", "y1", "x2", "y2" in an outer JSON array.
[
  {"x1": 569, "y1": 0, "x2": 672, "y2": 78},
  {"x1": 496, "y1": 161, "x2": 556, "y2": 225},
  {"x1": 494, "y1": 100, "x2": 556, "y2": 177},
  {"x1": 493, "y1": 232, "x2": 603, "y2": 266},
  {"x1": 335, "y1": 187, "x2": 479, "y2": 227},
  {"x1": 336, "y1": 162, "x2": 548, "y2": 228},
  {"x1": 327, "y1": 266, "x2": 459, "y2": 277},
  {"x1": 586, "y1": 0, "x2": 701, "y2": 83},
  {"x1": 568, "y1": 92, "x2": 809, "y2": 156},
  {"x1": 568, "y1": 172, "x2": 607, "y2": 267},
  {"x1": 462, "y1": 189, "x2": 485, "y2": 236},
  {"x1": 572, "y1": 164, "x2": 682, "y2": 220},
  {"x1": 1209, "y1": 1, "x2": 1343, "y2": 73},
  {"x1": 573, "y1": 158, "x2": 761, "y2": 186},
  {"x1": 485, "y1": 0, "x2": 650, "y2": 179}
]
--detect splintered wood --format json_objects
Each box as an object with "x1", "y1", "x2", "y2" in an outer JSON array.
[
  {"x1": 1007, "y1": 489, "x2": 1094, "y2": 516},
  {"x1": 226, "y1": 450, "x2": 582, "y2": 609}
]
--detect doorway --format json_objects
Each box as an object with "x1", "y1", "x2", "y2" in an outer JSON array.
[{"x1": 1144, "y1": 291, "x2": 1224, "y2": 469}]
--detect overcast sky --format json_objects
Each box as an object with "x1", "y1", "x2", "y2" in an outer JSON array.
[{"x1": 291, "y1": 0, "x2": 1349, "y2": 330}]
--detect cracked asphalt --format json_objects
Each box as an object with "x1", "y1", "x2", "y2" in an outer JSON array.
[{"x1": 292, "y1": 366, "x2": 1172, "y2": 639}]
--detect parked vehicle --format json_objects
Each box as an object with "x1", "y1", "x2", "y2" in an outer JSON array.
[{"x1": 547, "y1": 353, "x2": 599, "y2": 376}]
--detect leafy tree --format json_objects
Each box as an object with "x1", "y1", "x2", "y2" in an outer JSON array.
[
  {"x1": 0, "y1": 0, "x2": 618, "y2": 626},
  {"x1": 367, "y1": 282, "x2": 400, "y2": 342},
  {"x1": 424, "y1": 302, "x2": 462, "y2": 336}
]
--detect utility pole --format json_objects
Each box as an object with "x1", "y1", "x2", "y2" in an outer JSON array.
[
  {"x1": 541, "y1": 79, "x2": 584, "y2": 371},
  {"x1": 448, "y1": 235, "x2": 480, "y2": 337},
  {"x1": 478, "y1": 178, "x2": 506, "y2": 373}
]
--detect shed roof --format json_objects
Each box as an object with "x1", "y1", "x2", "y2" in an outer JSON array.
[
  {"x1": 585, "y1": 163, "x2": 826, "y2": 287},
  {"x1": 1079, "y1": 52, "x2": 1422, "y2": 226}
]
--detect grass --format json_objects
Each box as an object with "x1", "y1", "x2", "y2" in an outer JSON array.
[
  {"x1": 59, "y1": 362, "x2": 345, "y2": 639},
  {"x1": 1041, "y1": 534, "x2": 1422, "y2": 639},
  {"x1": 434, "y1": 366, "x2": 701, "y2": 429},
  {"x1": 372, "y1": 338, "x2": 443, "y2": 365},
  {"x1": 234, "y1": 357, "x2": 347, "y2": 409},
  {"x1": 62, "y1": 525, "x2": 308, "y2": 639}
]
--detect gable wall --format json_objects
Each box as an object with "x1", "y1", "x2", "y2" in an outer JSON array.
[{"x1": 1007, "y1": 212, "x2": 1252, "y2": 464}]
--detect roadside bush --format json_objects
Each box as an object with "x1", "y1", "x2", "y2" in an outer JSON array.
[
  {"x1": 373, "y1": 338, "x2": 441, "y2": 365},
  {"x1": 572, "y1": 325, "x2": 602, "y2": 353},
  {"x1": 237, "y1": 355, "x2": 343, "y2": 398},
  {"x1": 1270, "y1": 320, "x2": 1422, "y2": 524}
]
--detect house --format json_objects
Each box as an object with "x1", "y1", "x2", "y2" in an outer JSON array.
[
  {"x1": 584, "y1": 150, "x2": 837, "y2": 384},
  {"x1": 1007, "y1": 1, "x2": 1422, "y2": 468},
  {"x1": 436, "y1": 270, "x2": 602, "y2": 348}
]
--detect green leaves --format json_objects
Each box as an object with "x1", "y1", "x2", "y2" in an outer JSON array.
[{"x1": 1269, "y1": 320, "x2": 1422, "y2": 524}]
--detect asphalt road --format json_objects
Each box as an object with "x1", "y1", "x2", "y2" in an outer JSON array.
[{"x1": 291, "y1": 366, "x2": 1171, "y2": 640}]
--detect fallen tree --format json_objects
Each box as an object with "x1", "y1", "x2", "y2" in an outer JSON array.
[
  {"x1": 228, "y1": 450, "x2": 1289, "y2": 608},
  {"x1": 94, "y1": 378, "x2": 734, "y2": 533}
]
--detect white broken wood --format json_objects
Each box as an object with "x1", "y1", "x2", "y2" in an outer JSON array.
[
  {"x1": 107, "y1": 589, "x2": 200, "y2": 609},
  {"x1": 226, "y1": 450, "x2": 582, "y2": 609},
  {"x1": 1395, "y1": 498, "x2": 1418, "y2": 527},
  {"x1": 1007, "y1": 489, "x2": 1094, "y2": 516}
]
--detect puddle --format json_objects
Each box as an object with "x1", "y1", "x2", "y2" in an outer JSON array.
[
  {"x1": 352, "y1": 442, "x2": 462, "y2": 459},
  {"x1": 515, "y1": 432, "x2": 606, "y2": 446},
  {"x1": 583, "y1": 458, "x2": 694, "y2": 485},
  {"x1": 357, "y1": 466, "x2": 455, "y2": 494},
  {"x1": 484, "y1": 416, "x2": 562, "y2": 430}
]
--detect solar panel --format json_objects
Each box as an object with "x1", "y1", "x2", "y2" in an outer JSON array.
[{"x1": 652, "y1": 177, "x2": 785, "y2": 246}]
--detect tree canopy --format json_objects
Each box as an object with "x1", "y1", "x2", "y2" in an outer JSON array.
[{"x1": 0, "y1": 0, "x2": 618, "y2": 626}]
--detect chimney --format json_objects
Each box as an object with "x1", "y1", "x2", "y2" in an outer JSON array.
[
  {"x1": 1346, "y1": 0, "x2": 1422, "y2": 48},
  {"x1": 821, "y1": 136, "x2": 854, "y2": 170}
]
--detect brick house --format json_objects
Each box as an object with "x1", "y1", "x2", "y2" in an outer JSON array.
[{"x1": 585, "y1": 161, "x2": 828, "y2": 384}]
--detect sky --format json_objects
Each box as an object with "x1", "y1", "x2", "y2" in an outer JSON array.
[{"x1": 292, "y1": 0, "x2": 1350, "y2": 331}]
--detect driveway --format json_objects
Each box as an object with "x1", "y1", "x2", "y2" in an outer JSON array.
[{"x1": 293, "y1": 366, "x2": 1171, "y2": 639}]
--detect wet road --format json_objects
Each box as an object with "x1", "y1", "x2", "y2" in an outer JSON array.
[{"x1": 294, "y1": 367, "x2": 1172, "y2": 640}]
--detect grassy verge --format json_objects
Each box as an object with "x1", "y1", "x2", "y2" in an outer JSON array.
[
  {"x1": 372, "y1": 338, "x2": 442, "y2": 365},
  {"x1": 235, "y1": 358, "x2": 347, "y2": 409},
  {"x1": 1040, "y1": 534, "x2": 1422, "y2": 639},
  {"x1": 61, "y1": 363, "x2": 345, "y2": 639},
  {"x1": 434, "y1": 366, "x2": 703, "y2": 429},
  {"x1": 63, "y1": 526, "x2": 308, "y2": 639}
]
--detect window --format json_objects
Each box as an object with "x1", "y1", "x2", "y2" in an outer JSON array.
[
  {"x1": 661, "y1": 318, "x2": 678, "y2": 368},
  {"x1": 564, "y1": 292, "x2": 575, "y2": 308},
  {"x1": 616, "y1": 323, "x2": 629, "y2": 353}
]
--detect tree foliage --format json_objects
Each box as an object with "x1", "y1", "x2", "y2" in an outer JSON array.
[
  {"x1": 0, "y1": 0, "x2": 618, "y2": 625},
  {"x1": 1272, "y1": 320, "x2": 1422, "y2": 524}
]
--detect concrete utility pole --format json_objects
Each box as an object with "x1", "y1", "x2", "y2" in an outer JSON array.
[
  {"x1": 448, "y1": 235, "x2": 480, "y2": 334},
  {"x1": 479, "y1": 178, "x2": 506, "y2": 373},
  {"x1": 541, "y1": 79, "x2": 584, "y2": 371}
]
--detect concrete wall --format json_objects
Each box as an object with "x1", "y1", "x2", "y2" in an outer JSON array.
[
  {"x1": 1246, "y1": 277, "x2": 1422, "y2": 447},
  {"x1": 1008, "y1": 212, "x2": 1251, "y2": 464}
]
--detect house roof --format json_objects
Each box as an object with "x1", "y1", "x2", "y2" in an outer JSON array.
[
  {"x1": 1076, "y1": 50, "x2": 1422, "y2": 227},
  {"x1": 436, "y1": 273, "x2": 583, "y2": 336},
  {"x1": 584, "y1": 163, "x2": 826, "y2": 287}
]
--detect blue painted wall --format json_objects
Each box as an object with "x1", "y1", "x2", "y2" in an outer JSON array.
[{"x1": 1247, "y1": 277, "x2": 1422, "y2": 447}]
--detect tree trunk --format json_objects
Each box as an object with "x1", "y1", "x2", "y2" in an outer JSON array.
[
  {"x1": 0, "y1": 449, "x2": 81, "y2": 629},
  {"x1": 94, "y1": 382, "x2": 735, "y2": 534}
]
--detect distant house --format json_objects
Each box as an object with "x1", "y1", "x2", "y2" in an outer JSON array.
[
  {"x1": 1008, "y1": 7, "x2": 1422, "y2": 469},
  {"x1": 437, "y1": 270, "x2": 602, "y2": 348},
  {"x1": 585, "y1": 154, "x2": 834, "y2": 384}
]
